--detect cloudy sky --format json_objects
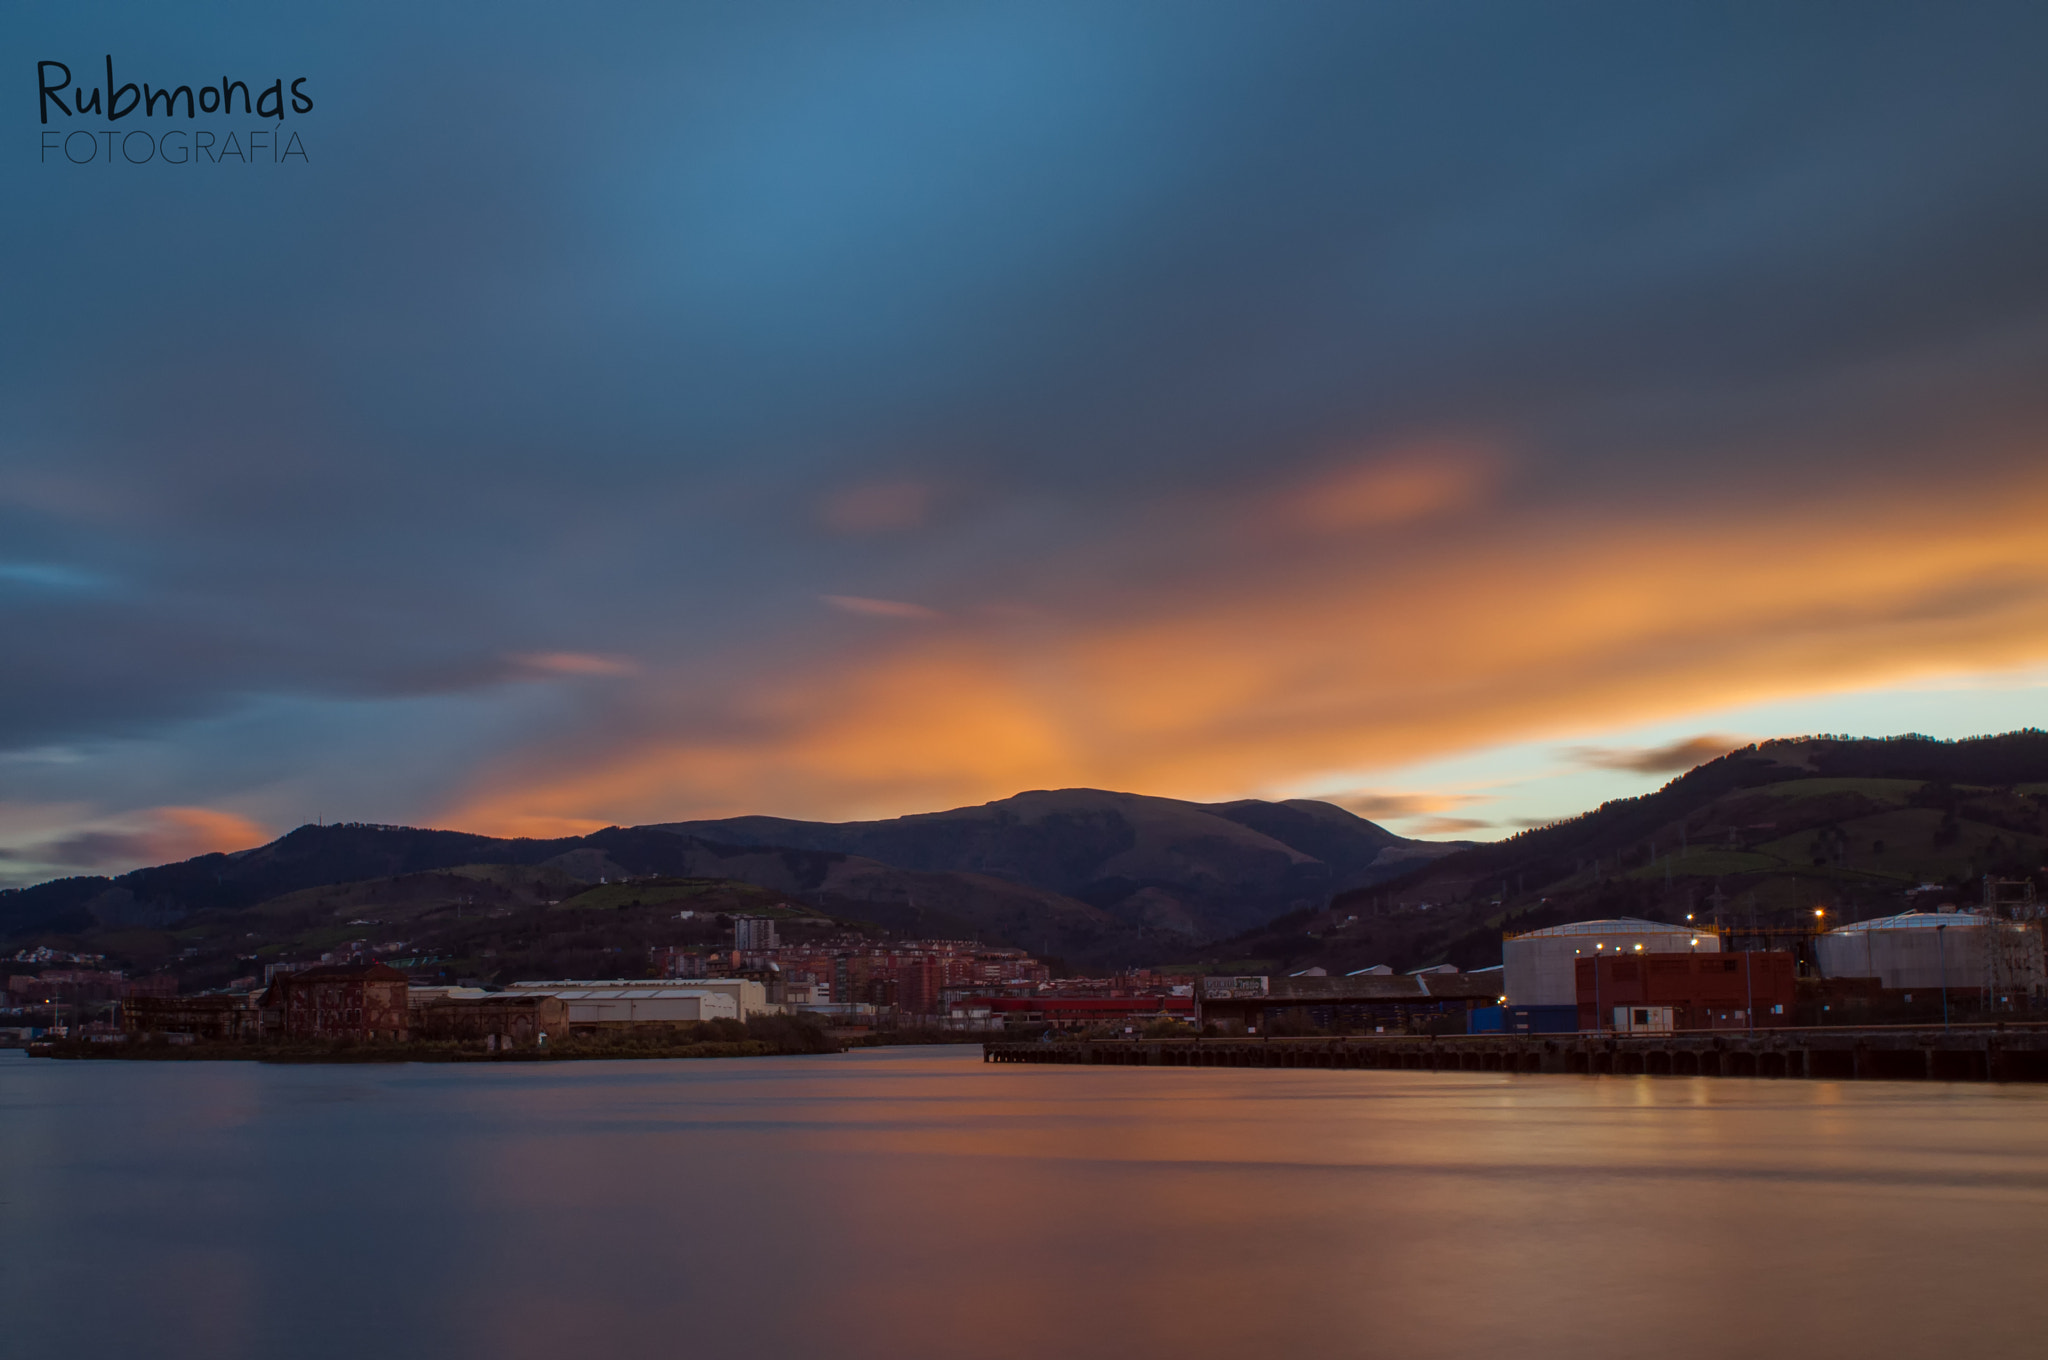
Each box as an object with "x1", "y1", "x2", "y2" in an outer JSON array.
[{"x1": 6, "y1": 2, "x2": 2048, "y2": 883}]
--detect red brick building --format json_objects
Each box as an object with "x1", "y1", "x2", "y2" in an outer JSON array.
[
  {"x1": 897, "y1": 956, "x2": 942, "y2": 1017},
  {"x1": 123, "y1": 994, "x2": 264, "y2": 1041},
  {"x1": 263, "y1": 962, "x2": 410, "y2": 1041},
  {"x1": 411, "y1": 992, "x2": 566, "y2": 1048},
  {"x1": 1576, "y1": 951, "x2": 1797, "y2": 1031}
]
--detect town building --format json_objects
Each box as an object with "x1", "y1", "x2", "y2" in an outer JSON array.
[
  {"x1": 747, "y1": 940, "x2": 1048, "y2": 1018},
  {"x1": 653, "y1": 947, "x2": 711, "y2": 979},
  {"x1": 8, "y1": 969, "x2": 132, "y2": 1004},
  {"x1": 733, "y1": 916, "x2": 780, "y2": 952}
]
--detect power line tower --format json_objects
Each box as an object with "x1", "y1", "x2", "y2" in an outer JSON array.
[{"x1": 1981, "y1": 876, "x2": 2042, "y2": 1013}]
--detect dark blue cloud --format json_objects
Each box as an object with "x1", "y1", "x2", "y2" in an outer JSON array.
[{"x1": 6, "y1": 2, "x2": 2048, "y2": 867}]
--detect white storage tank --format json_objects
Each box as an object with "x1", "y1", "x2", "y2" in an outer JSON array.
[
  {"x1": 1502, "y1": 918, "x2": 1719, "y2": 1006},
  {"x1": 1815, "y1": 911, "x2": 2045, "y2": 993}
]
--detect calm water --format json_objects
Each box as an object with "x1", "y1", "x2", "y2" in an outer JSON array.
[{"x1": 5, "y1": 1046, "x2": 2047, "y2": 1359}]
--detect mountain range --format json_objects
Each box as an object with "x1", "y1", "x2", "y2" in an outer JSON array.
[
  {"x1": 0, "y1": 789, "x2": 1452, "y2": 971},
  {"x1": 13, "y1": 732, "x2": 2045, "y2": 984}
]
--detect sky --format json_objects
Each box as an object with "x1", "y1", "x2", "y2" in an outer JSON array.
[{"x1": 5, "y1": 2, "x2": 2048, "y2": 885}]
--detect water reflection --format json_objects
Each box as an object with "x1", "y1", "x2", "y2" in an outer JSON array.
[{"x1": 5, "y1": 1048, "x2": 2046, "y2": 1360}]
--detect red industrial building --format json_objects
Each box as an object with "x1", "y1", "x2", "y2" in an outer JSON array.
[
  {"x1": 262, "y1": 961, "x2": 411, "y2": 1041},
  {"x1": 1576, "y1": 951, "x2": 1796, "y2": 1032}
]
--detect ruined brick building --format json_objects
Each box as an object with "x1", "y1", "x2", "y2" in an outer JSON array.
[{"x1": 262, "y1": 961, "x2": 411, "y2": 1041}]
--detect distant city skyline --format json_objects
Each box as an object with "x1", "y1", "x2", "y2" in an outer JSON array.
[{"x1": 7, "y1": 3, "x2": 2048, "y2": 885}]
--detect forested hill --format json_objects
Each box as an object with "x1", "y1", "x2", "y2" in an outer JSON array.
[
  {"x1": 1369, "y1": 730, "x2": 2048, "y2": 905},
  {"x1": 1173, "y1": 731, "x2": 2048, "y2": 979},
  {"x1": 0, "y1": 790, "x2": 1445, "y2": 968}
]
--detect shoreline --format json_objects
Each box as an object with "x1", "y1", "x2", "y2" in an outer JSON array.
[
  {"x1": 22, "y1": 1029, "x2": 990, "y2": 1063},
  {"x1": 25, "y1": 1037, "x2": 836, "y2": 1064}
]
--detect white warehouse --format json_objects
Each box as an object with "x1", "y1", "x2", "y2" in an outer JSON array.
[
  {"x1": 505, "y1": 978, "x2": 771, "y2": 1023},
  {"x1": 1502, "y1": 917, "x2": 1720, "y2": 1006}
]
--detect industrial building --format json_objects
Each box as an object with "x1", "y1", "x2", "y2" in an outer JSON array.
[
  {"x1": 1815, "y1": 910, "x2": 2046, "y2": 999},
  {"x1": 514, "y1": 984, "x2": 737, "y2": 1026},
  {"x1": 1197, "y1": 970, "x2": 1500, "y2": 1034},
  {"x1": 505, "y1": 978, "x2": 768, "y2": 1023},
  {"x1": 1503, "y1": 918, "x2": 1720, "y2": 1006},
  {"x1": 1575, "y1": 951, "x2": 1796, "y2": 1032}
]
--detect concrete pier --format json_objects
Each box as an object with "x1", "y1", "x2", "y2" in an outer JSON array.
[{"x1": 982, "y1": 1026, "x2": 2048, "y2": 1081}]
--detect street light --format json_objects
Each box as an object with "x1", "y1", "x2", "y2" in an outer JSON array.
[
  {"x1": 1589, "y1": 946, "x2": 1603, "y2": 1035},
  {"x1": 1936, "y1": 922, "x2": 1950, "y2": 1032},
  {"x1": 1744, "y1": 950, "x2": 1754, "y2": 1034}
]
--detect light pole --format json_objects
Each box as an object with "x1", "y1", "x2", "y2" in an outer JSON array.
[
  {"x1": 1591, "y1": 945, "x2": 1603, "y2": 1034},
  {"x1": 1744, "y1": 950, "x2": 1754, "y2": 1033},
  {"x1": 1936, "y1": 923, "x2": 1950, "y2": 1031}
]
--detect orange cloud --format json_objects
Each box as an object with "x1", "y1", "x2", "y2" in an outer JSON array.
[
  {"x1": 441, "y1": 462, "x2": 2048, "y2": 836},
  {"x1": 1566, "y1": 734, "x2": 1747, "y2": 774},
  {"x1": 1272, "y1": 439, "x2": 1502, "y2": 534},
  {"x1": 822, "y1": 481, "x2": 935, "y2": 533},
  {"x1": 822, "y1": 594, "x2": 944, "y2": 621},
  {"x1": 509, "y1": 651, "x2": 640, "y2": 677},
  {"x1": 147, "y1": 806, "x2": 270, "y2": 857},
  {"x1": 3, "y1": 805, "x2": 270, "y2": 875},
  {"x1": 1408, "y1": 816, "x2": 1492, "y2": 836},
  {"x1": 469, "y1": 812, "x2": 612, "y2": 840},
  {"x1": 1322, "y1": 791, "x2": 1491, "y2": 822}
]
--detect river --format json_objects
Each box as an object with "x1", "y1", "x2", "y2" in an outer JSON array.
[{"x1": 4, "y1": 1045, "x2": 2045, "y2": 1358}]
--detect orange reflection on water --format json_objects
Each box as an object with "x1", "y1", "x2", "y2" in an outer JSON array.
[{"x1": 10, "y1": 1049, "x2": 2048, "y2": 1360}]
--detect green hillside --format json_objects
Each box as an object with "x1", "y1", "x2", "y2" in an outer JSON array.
[
  {"x1": 22, "y1": 865, "x2": 872, "y2": 993},
  {"x1": 1181, "y1": 731, "x2": 2048, "y2": 977},
  {"x1": 555, "y1": 877, "x2": 813, "y2": 914}
]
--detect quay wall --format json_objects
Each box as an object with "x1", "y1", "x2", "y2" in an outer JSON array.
[{"x1": 983, "y1": 1027, "x2": 2048, "y2": 1082}]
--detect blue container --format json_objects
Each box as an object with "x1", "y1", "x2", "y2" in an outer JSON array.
[
  {"x1": 1507, "y1": 1004, "x2": 1579, "y2": 1035},
  {"x1": 1467, "y1": 1006, "x2": 1506, "y2": 1034}
]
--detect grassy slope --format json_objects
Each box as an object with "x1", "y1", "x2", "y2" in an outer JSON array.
[
  {"x1": 1179, "y1": 734, "x2": 2048, "y2": 976},
  {"x1": 553, "y1": 878, "x2": 799, "y2": 913},
  {"x1": 38, "y1": 866, "x2": 863, "y2": 990}
]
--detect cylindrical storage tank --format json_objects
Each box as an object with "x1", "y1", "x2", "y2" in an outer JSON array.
[
  {"x1": 1815, "y1": 911, "x2": 2044, "y2": 992},
  {"x1": 1502, "y1": 918, "x2": 1719, "y2": 1006}
]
